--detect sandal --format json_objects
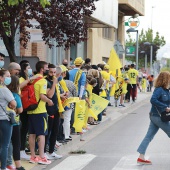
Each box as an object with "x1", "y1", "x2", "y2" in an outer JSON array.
[{"x1": 89, "y1": 121, "x2": 98, "y2": 125}]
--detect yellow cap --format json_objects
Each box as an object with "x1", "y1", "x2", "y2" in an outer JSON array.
[
  {"x1": 104, "y1": 64, "x2": 110, "y2": 70},
  {"x1": 60, "y1": 65, "x2": 68, "y2": 72},
  {"x1": 74, "y1": 57, "x2": 84, "y2": 65}
]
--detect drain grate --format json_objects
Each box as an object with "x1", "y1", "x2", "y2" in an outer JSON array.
[{"x1": 129, "y1": 112, "x2": 137, "y2": 114}]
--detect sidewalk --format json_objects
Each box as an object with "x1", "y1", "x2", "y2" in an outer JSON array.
[{"x1": 23, "y1": 91, "x2": 152, "y2": 170}]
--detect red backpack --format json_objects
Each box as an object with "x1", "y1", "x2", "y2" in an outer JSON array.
[{"x1": 21, "y1": 78, "x2": 42, "y2": 111}]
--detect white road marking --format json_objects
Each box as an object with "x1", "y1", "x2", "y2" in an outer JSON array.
[
  {"x1": 50, "y1": 154, "x2": 96, "y2": 170},
  {"x1": 112, "y1": 155, "x2": 147, "y2": 170}
]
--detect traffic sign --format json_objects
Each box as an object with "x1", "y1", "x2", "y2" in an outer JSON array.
[{"x1": 125, "y1": 46, "x2": 135, "y2": 56}]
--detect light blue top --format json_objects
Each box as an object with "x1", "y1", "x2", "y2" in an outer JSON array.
[{"x1": 69, "y1": 68, "x2": 86, "y2": 97}]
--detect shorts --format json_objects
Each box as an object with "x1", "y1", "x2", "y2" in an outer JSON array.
[{"x1": 28, "y1": 113, "x2": 48, "y2": 136}]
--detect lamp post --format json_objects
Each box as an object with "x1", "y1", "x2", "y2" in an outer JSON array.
[
  {"x1": 126, "y1": 28, "x2": 139, "y2": 70},
  {"x1": 140, "y1": 51, "x2": 147, "y2": 70},
  {"x1": 144, "y1": 42, "x2": 153, "y2": 74}
]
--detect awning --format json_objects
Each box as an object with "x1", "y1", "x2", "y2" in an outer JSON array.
[{"x1": 84, "y1": 16, "x2": 115, "y2": 28}]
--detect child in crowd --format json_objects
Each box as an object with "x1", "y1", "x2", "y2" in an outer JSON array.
[
  {"x1": 85, "y1": 75, "x2": 98, "y2": 125},
  {"x1": 141, "y1": 76, "x2": 147, "y2": 92}
]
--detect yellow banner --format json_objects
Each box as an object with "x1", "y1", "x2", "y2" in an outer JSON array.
[
  {"x1": 73, "y1": 100, "x2": 86, "y2": 132},
  {"x1": 88, "y1": 108, "x2": 98, "y2": 120},
  {"x1": 91, "y1": 93, "x2": 109, "y2": 117}
]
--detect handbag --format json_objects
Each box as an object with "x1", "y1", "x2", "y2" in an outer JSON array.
[
  {"x1": 0, "y1": 104, "x2": 17, "y2": 125},
  {"x1": 155, "y1": 106, "x2": 170, "y2": 122}
]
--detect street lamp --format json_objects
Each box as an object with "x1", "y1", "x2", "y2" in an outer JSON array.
[
  {"x1": 126, "y1": 28, "x2": 139, "y2": 70},
  {"x1": 144, "y1": 42, "x2": 153, "y2": 74}
]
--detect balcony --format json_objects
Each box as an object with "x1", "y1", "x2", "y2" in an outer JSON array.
[
  {"x1": 85, "y1": 0, "x2": 118, "y2": 28},
  {"x1": 118, "y1": 0, "x2": 145, "y2": 16}
]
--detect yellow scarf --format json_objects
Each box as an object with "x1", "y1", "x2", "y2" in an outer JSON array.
[
  {"x1": 74, "y1": 70, "x2": 82, "y2": 91},
  {"x1": 55, "y1": 84, "x2": 64, "y2": 113}
]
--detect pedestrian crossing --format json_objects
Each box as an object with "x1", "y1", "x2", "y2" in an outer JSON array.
[
  {"x1": 112, "y1": 155, "x2": 145, "y2": 170},
  {"x1": 49, "y1": 154, "x2": 145, "y2": 170},
  {"x1": 50, "y1": 154, "x2": 96, "y2": 170}
]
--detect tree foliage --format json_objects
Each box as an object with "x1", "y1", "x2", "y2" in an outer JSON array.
[
  {"x1": 0, "y1": 0, "x2": 97, "y2": 62},
  {"x1": 7, "y1": 0, "x2": 50, "y2": 8},
  {"x1": 125, "y1": 28, "x2": 166, "y2": 68}
]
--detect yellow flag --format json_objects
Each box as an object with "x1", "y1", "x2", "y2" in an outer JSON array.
[
  {"x1": 73, "y1": 100, "x2": 86, "y2": 132},
  {"x1": 108, "y1": 48, "x2": 122, "y2": 71},
  {"x1": 88, "y1": 108, "x2": 98, "y2": 120},
  {"x1": 62, "y1": 97, "x2": 80, "y2": 108},
  {"x1": 91, "y1": 93, "x2": 109, "y2": 117}
]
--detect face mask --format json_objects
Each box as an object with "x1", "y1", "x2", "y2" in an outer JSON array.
[
  {"x1": 63, "y1": 63, "x2": 68, "y2": 67},
  {"x1": 4, "y1": 77, "x2": 11, "y2": 85},
  {"x1": 0, "y1": 61, "x2": 4, "y2": 68},
  {"x1": 48, "y1": 75, "x2": 53, "y2": 80},
  {"x1": 58, "y1": 76, "x2": 62, "y2": 82},
  {"x1": 43, "y1": 70, "x2": 49, "y2": 76},
  {"x1": 27, "y1": 69, "x2": 33, "y2": 77}
]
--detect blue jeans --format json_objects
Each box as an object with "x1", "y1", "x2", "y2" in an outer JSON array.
[
  {"x1": 0, "y1": 120, "x2": 13, "y2": 169},
  {"x1": 7, "y1": 142, "x2": 13, "y2": 165},
  {"x1": 137, "y1": 113, "x2": 170, "y2": 155}
]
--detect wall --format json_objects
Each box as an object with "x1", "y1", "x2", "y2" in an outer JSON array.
[{"x1": 87, "y1": 28, "x2": 115, "y2": 64}]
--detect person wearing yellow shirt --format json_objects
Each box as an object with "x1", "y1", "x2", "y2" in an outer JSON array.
[
  {"x1": 119, "y1": 68, "x2": 129, "y2": 107},
  {"x1": 86, "y1": 76, "x2": 98, "y2": 125},
  {"x1": 28, "y1": 61, "x2": 53, "y2": 165},
  {"x1": 141, "y1": 76, "x2": 147, "y2": 92},
  {"x1": 127, "y1": 64, "x2": 139, "y2": 103}
]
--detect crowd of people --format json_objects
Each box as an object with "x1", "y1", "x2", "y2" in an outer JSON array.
[{"x1": 0, "y1": 51, "x2": 154, "y2": 170}]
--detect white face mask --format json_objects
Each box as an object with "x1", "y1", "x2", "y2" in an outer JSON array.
[{"x1": 0, "y1": 61, "x2": 4, "y2": 68}]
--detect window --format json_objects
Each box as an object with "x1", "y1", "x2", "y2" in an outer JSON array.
[
  {"x1": 102, "y1": 28, "x2": 113, "y2": 40},
  {"x1": 102, "y1": 57, "x2": 109, "y2": 63}
]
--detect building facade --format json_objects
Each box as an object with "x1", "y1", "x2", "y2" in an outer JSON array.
[{"x1": 0, "y1": 0, "x2": 145, "y2": 67}]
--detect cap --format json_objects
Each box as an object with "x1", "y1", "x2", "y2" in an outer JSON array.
[
  {"x1": 60, "y1": 65, "x2": 68, "y2": 72},
  {"x1": 104, "y1": 64, "x2": 110, "y2": 70},
  {"x1": 74, "y1": 57, "x2": 84, "y2": 65}
]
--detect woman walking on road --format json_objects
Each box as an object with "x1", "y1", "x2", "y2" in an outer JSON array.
[{"x1": 137, "y1": 71, "x2": 170, "y2": 165}]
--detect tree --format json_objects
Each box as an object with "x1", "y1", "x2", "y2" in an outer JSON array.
[
  {"x1": 125, "y1": 28, "x2": 166, "y2": 68},
  {"x1": 7, "y1": 0, "x2": 50, "y2": 7},
  {"x1": 0, "y1": 0, "x2": 97, "y2": 62}
]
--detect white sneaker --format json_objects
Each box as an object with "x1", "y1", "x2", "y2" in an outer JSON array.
[
  {"x1": 56, "y1": 140, "x2": 62, "y2": 147},
  {"x1": 20, "y1": 150, "x2": 30, "y2": 160},
  {"x1": 47, "y1": 152, "x2": 63, "y2": 160},
  {"x1": 44, "y1": 153, "x2": 50, "y2": 160}
]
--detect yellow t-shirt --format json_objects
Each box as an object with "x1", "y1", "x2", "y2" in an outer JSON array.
[
  {"x1": 141, "y1": 78, "x2": 147, "y2": 89},
  {"x1": 100, "y1": 71, "x2": 110, "y2": 90},
  {"x1": 19, "y1": 77, "x2": 25, "y2": 84},
  {"x1": 28, "y1": 74, "x2": 47, "y2": 114},
  {"x1": 128, "y1": 68, "x2": 138, "y2": 84}
]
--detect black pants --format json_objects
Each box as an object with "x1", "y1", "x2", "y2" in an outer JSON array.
[
  {"x1": 44, "y1": 112, "x2": 59, "y2": 153},
  {"x1": 149, "y1": 81, "x2": 153, "y2": 91},
  {"x1": 12, "y1": 125, "x2": 21, "y2": 161},
  {"x1": 57, "y1": 118, "x2": 64, "y2": 141},
  {"x1": 125, "y1": 84, "x2": 131, "y2": 101},
  {"x1": 20, "y1": 111, "x2": 29, "y2": 150}
]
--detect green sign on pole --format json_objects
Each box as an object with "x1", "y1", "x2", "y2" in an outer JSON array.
[{"x1": 125, "y1": 46, "x2": 135, "y2": 56}]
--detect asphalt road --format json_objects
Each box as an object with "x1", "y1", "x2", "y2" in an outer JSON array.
[{"x1": 47, "y1": 101, "x2": 170, "y2": 170}]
